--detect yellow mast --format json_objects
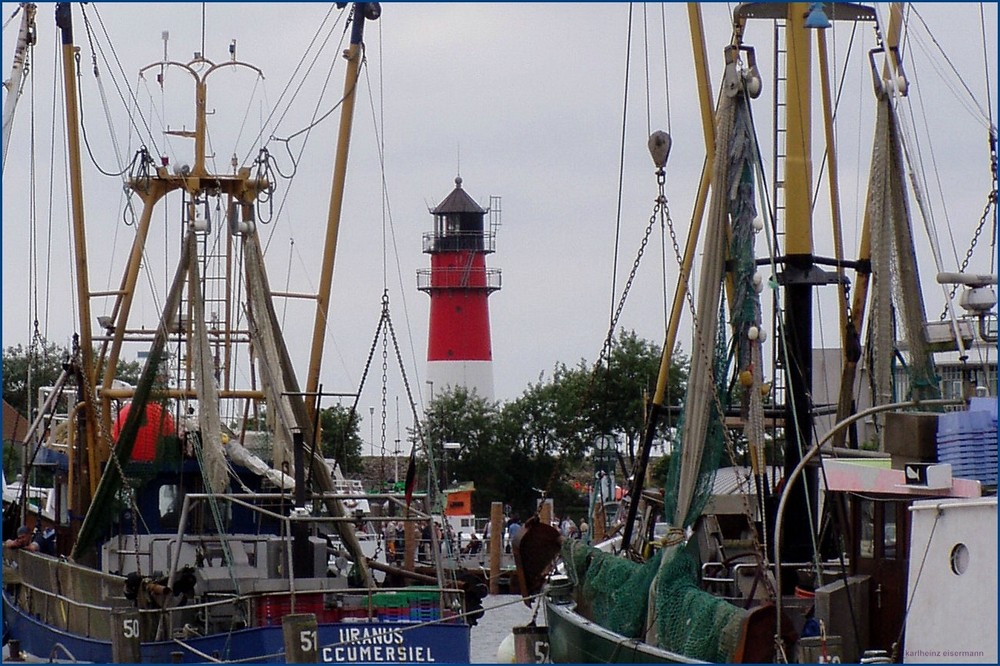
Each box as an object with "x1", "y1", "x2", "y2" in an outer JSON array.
[
  {"x1": 55, "y1": 4, "x2": 100, "y2": 510},
  {"x1": 306, "y1": 4, "x2": 379, "y2": 417}
]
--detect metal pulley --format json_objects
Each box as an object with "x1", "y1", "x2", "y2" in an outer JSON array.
[{"x1": 648, "y1": 131, "x2": 672, "y2": 170}]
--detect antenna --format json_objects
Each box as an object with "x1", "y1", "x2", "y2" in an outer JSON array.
[{"x1": 456, "y1": 142, "x2": 461, "y2": 179}]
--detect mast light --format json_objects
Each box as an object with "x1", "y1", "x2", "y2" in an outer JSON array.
[{"x1": 804, "y1": 3, "x2": 831, "y2": 29}]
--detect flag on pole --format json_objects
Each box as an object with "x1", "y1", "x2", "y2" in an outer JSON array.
[{"x1": 404, "y1": 444, "x2": 418, "y2": 512}]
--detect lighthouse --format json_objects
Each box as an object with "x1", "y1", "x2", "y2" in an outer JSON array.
[{"x1": 417, "y1": 177, "x2": 501, "y2": 401}]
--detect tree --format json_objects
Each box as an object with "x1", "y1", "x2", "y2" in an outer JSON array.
[
  {"x1": 422, "y1": 388, "x2": 506, "y2": 512},
  {"x1": 419, "y1": 331, "x2": 689, "y2": 518},
  {"x1": 319, "y1": 404, "x2": 364, "y2": 474},
  {"x1": 2, "y1": 341, "x2": 68, "y2": 416},
  {"x1": 2, "y1": 341, "x2": 144, "y2": 418},
  {"x1": 590, "y1": 329, "x2": 688, "y2": 470}
]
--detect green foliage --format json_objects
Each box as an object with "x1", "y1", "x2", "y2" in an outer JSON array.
[
  {"x1": 2, "y1": 340, "x2": 145, "y2": 417},
  {"x1": 2, "y1": 341, "x2": 68, "y2": 415},
  {"x1": 320, "y1": 404, "x2": 364, "y2": 474},
  {"x1": 421, "y1": 330, "x2": 689, "y2": 517},
  {"x1": 650, "y1": 454, "x2": 671, "y2": 489},
  {"x1": 3, "y1": 443, "x2": 21, "y2": 478}
]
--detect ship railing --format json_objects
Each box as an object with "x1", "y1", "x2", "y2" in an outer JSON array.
[
  {"x1": 6, "y1": 550, "x2": 241, "y2": 641},
  {"x1": 416, "y1": 267, "x2": 502, "y2": 291},
  {"x1": 700, "y1": 559, "x2": 836, "y2": 600},
  {"x1": 421, "y1": 230, "x2": 496, "y2": 254},
  {"x1": 167, "y1": 493, "x2": 465, "y2": 620}
]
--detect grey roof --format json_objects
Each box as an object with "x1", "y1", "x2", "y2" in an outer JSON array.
[{"x1": 431, "y1": 176, "x2": 486, "y2": 215}]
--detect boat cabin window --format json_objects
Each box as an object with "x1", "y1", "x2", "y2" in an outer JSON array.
[
  {"x1": 859, "y1": 499, "x2": 875, "y2": 558},
  {"x1": 159, "y1": 483, "x2": 180, "y2": 527},
  {"x1": 850, "y1": 496, "x2": 910, "y2": 564},
  {"x1": 883, "y1": 505, "x2": 897, "y2": 559}
]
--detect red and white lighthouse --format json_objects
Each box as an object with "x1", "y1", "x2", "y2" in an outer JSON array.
[{"x1": 417, "y1": 177, "x2": 500, "y2": 401}]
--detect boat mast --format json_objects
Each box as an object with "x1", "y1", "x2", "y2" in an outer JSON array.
[
  {"x1": 1, "y1": 2, "x2": 36, "y2": 171},
  {"x1": 776, "y1": 2, "x2": 819, "y2": 567},
  {"x1": 305, "y1": 2, "x2": 379, "y2": 414},
  {"x1": 730, "y1": 1, "x2": 878, "y2": 566},
  {"x1": 55, "y1": 4, "x2": 101, "y2": 521}
]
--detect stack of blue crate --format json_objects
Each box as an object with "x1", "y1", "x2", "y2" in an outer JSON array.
[{"x1": 936, "y1": 397, "x2": 998, "y2": 487}]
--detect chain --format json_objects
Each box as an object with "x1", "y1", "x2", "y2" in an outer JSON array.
[
  {"x1": 351, "y1": 304, "x2": 386, "y2": 415},
  {"x1": 75, "y1": 333, "x2": 143, "y2": 574},
  {"x1": 380, "y1": 293, "x2": 389, "y2": 485},
  {"x1": 595, "y1": 178, "x2": 665, "y2": 372}
]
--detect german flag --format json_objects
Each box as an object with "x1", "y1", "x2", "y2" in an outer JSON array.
[{"x1": 404, "y1": 445, "x2": 418, "y2": 512}]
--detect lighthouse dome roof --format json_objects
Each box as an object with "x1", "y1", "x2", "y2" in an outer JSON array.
[{"x1": 431, "y1": 177, "x2": 486, "y2": 215}]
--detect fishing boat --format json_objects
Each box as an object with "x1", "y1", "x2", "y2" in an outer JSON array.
[
  {"x1": 515, "y1": 2, "x2": 997, "y2": 663},
  {"x1": 2, "y1": 3, "x2": 477, "y2": 662}
]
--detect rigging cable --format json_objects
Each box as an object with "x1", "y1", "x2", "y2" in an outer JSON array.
[
  {"x1": 641, "y1": 4, "x2": 651, "y2": 138},
  {"x1": 260, "y1": 19, "x2": 355, "y2": 256},
  {"x1": 43, "y1": 35, "x2": 59, "y2": 338},
  {"x1": 659, "y1": 4, "x2": 672, "y2": 134},
  {"x1": 892, "y1": 13, "x2": 987, "y2": 348},
  {"x1": 2, "y1": 3, "x2": 22, "y2": 31},
  {"x1": 907, "y1": 5, "x2": 995, "y2": 130},
  {"x1": 362, "y1": 18, "x2": 428, "y2": 410},
  {"x1": 90, "y1": 5, "x2": 162, "y2": 157},
  {"x1": 241, "y1": 3, "x2": 342, "y2": 164},
  {"x1": 605, "y1": 4, "x2": 633, "y2": 369}
]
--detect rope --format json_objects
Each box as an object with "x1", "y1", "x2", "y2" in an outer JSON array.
[{"x1": 907, "y1": 6, "x2": 995, "y2": 130}]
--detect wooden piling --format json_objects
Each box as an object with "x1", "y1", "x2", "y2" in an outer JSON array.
[
  {"x1": 404, "y1": 517, "x2": 417, "y2": 571},
  {"x1": 110, "y1": 608, "x2": 141, "y2": 664},
  {"x1": 489, "y1": 501, "x2": 504, "y2": 595},
  {"x1": 538, "y1": 498, "x2": 553, "y2": 526},
  {"x1": 283, "y1": 613, "x2": 319, "y2": 663},
  {"x1": 513, "y1": 625, "x2": 550, "y2": 663}
]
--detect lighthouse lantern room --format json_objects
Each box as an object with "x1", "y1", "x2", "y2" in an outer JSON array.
[{"x1": 417, "y1": 177, "x2": 501, "y2": 401}]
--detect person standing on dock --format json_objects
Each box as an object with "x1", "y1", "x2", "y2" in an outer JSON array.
[{"x1": 506, "y1": 516, "x2": 521, "y2": 553}]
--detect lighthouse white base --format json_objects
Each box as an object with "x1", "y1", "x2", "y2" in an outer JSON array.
[{"x1": 427, "y1": 361, "x2": 495, "y2": 402}]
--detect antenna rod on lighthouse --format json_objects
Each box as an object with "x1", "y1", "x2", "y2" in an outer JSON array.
[{"x1": 305, "y1": 2, "x2": 380, "y2": 416}]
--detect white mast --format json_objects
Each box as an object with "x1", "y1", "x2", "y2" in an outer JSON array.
[{"x1": 1, "y1": 3, "x2": 37, "y2": 173}]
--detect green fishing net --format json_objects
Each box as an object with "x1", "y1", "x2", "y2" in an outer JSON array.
[{"x1": 563, "y1": 539, "x2": 745, "y2": 662}]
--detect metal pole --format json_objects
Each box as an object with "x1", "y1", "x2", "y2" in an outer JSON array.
[
  {"x1": 55, "y1": 2, "x2": 100, "y2": 501},
  {"x1": 305, "y1": 3, "x2": 375, "y2": 412},
  {"x1": 1, "y1": 3, "x2": 36, "y2": 171}
]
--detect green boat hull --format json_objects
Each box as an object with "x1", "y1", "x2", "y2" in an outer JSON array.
[{"x1": 544, "y1": 597, "x2": 704, "y2": 664}]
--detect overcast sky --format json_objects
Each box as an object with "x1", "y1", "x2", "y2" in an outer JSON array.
[{"x1": 2, "y1": 3, "x2": 996, "y2": 454}]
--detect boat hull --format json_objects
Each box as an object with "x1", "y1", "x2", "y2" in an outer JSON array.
[
  {"x1": 3, "y1": 589, "x2": 470, "y2": 663},
  {"x1": 544, "y1": 597, "x2": 703, "y2": 664}
]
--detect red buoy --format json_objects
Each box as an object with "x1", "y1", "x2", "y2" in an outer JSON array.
[{"x1": 112, "y1": 402, "x2": 175, "y2": 462}]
